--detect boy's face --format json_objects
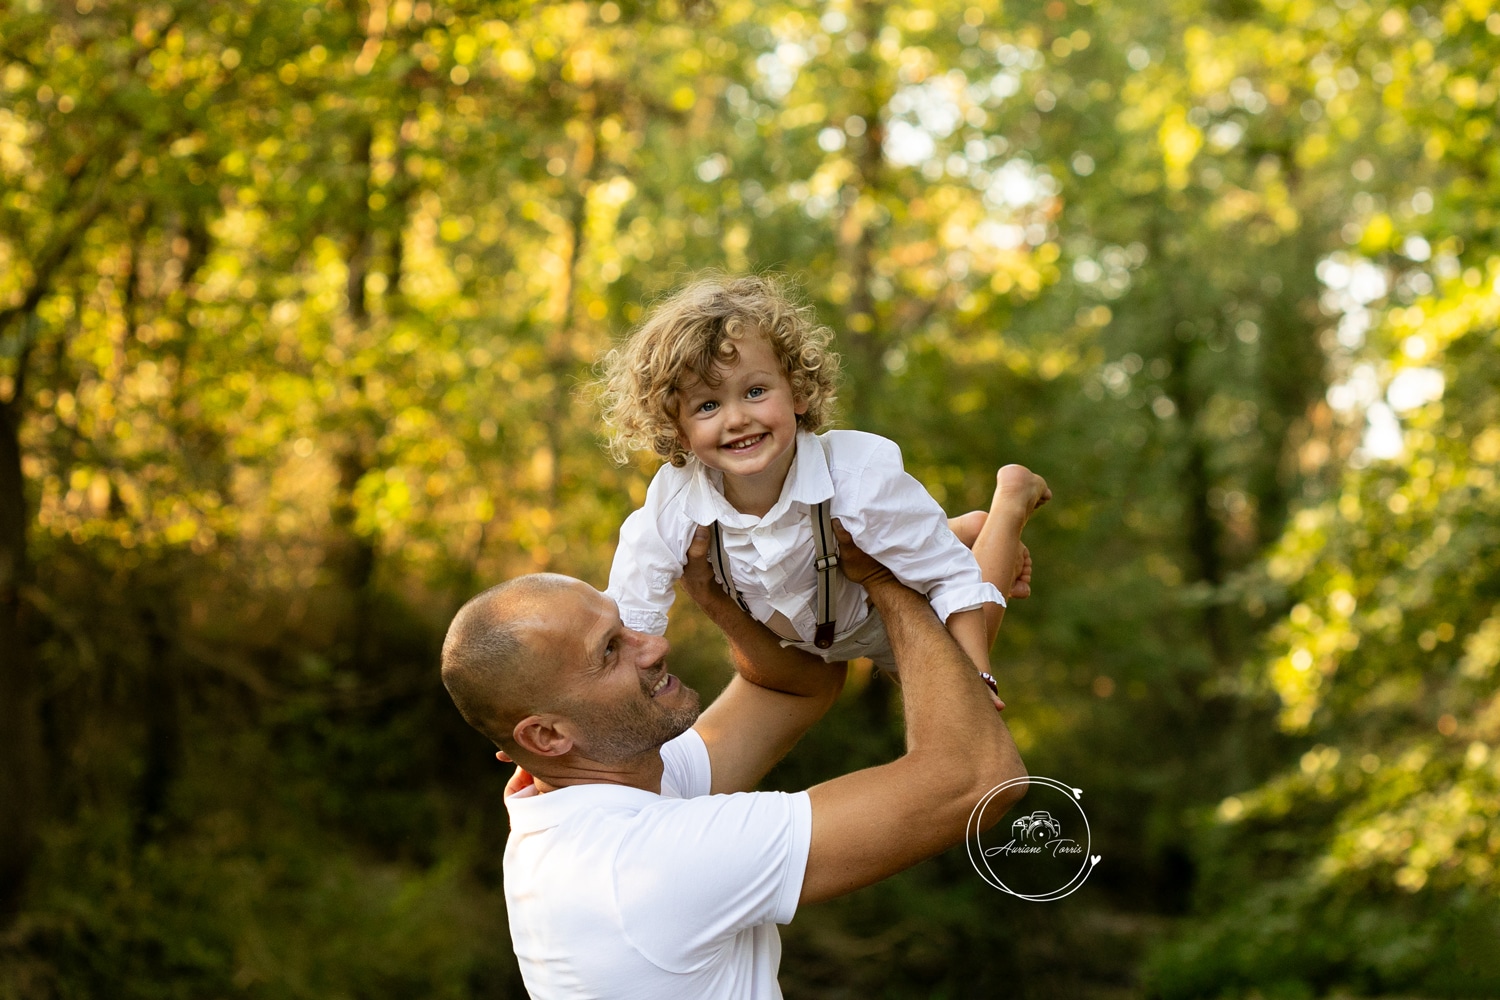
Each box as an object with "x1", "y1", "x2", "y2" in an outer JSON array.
[{"x1": 674, "y1": 333, "x2": 807, "y2": 483}]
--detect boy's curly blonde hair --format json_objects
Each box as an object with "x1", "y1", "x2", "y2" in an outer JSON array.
[{"x1": 597, "y1": 274, "x2": 840, "y2": 467}]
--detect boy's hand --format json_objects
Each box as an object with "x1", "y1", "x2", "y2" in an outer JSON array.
[{"x1": 496, "y1": 751, "x2": 536, "y2": 798}]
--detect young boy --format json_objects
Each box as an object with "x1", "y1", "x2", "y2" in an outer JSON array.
[{"x1": 597, "y1": 275, "x2": 1048, "y2": 696}]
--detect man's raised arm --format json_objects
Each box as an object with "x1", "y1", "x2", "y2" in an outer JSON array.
[
  {"x1": 800, "y1": 521, "x2": 1029, "y2": 905},
  {"x1": 680, "y1": 526, "x2": 848, "y2": 795}
]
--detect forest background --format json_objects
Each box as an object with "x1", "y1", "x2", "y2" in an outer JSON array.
[{"x1": 1, "y1": 0, "x2": 1498, "y2": 996}]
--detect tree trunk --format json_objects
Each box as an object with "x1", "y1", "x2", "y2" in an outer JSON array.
[
  {"x1": 133, "y1": 595, "x2": 182, "y2": 846},
  {"x1": 0, "y1": 195, "x2": 107, "y2": 921},
  {"x1": 328, "y1": 121, "x2": 380, "y2": 668},
  {"x1": 539, "y1": 93, "x2": 599, "y2": 525},
  {"x1": 839, "y1": 0, "x2": 889, "y2": 430},
  {"x1": 0, "y1": 391, "x2": 40, "y2": 921}
]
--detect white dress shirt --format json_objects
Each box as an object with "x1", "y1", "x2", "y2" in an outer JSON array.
[{"x1": 606, "y1": 429, "x2": 1003, "y2": 644}]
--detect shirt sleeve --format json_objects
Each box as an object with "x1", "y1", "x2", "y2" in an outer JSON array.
[
  {"x1": 832, "y1": 433, "x2": 1005, "y2": 623},
  {"x1": 659, "y1": 727, "x2": 712, "y2": 800},
  {"x1": 606, "y1": 471, "x2": 693, "y2": 636},
  {"x1": 614, "y1": 789, "x2": 812, "y2": 974}
]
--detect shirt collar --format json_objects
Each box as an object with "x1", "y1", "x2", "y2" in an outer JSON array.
[
  {"x1": 505, "y1": 781, "x2": 662, "y2": 834},
  {"x1": 680, "y1": 429, "x2": 834, "y2": 527}
]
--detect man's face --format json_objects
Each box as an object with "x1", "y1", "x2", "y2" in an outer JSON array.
[{"x1": 522, "y1": 581, "x2": 701, "y2": 763}]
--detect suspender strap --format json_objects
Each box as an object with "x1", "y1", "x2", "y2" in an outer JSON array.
[
  {"x1": 707, "y1": 522, "x2": 751, "y2": 615},
  {"x1": 811, "y1": 499, "x2": 839, "y2": 649}
]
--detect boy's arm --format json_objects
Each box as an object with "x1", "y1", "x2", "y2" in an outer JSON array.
[
  {"x1": 681, "y1": 526, "x2": 848, "y2": 794},
  {"x1": 606, "y1": 501, "x2": 688, "y2": 637},
  {"x1": 946, "y1": 607, "x2": 994, "y2": 675},
  {"x1": 831, "y1": 435, "x2": 1006, "y2": 628}
]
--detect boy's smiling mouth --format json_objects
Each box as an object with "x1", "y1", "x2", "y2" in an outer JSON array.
[{"x1": 722, "y1": 433, "x2": 768, "y2": 453}]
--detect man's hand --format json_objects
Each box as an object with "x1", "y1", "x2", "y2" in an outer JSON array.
[
  {"x1": 829, "y1": 519, "x2": 898, "y2": 590},
  {"x1": 679, "y1": 525, "x2": 724, "y2": 610}
]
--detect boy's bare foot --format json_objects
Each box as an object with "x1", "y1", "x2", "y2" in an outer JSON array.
[
  {"x1": 1011, "y1": 543, "x2": 1033, "y2": 599},
  {"x1": 995, "y1": 464, "x2": 1051, "y2": 524},
  {"x1": 947, "y1": 510, "x2": 987, "y2": 548}
]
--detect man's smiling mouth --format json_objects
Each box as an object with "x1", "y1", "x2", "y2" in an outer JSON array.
[{"x1": 649, "y1": 673, "x2": 673, "y2": 696}]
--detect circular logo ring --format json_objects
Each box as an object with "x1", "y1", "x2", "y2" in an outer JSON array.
[{"x1": 965, "y1": 775, "x2": 1101, "y2": 901}]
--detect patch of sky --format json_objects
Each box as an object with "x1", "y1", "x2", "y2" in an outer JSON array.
[
  {"x1": 754, "y1": 40, "x2": 809, "y2": 100},
  {"x1": 1317, "y1": 252, "x2": 1388, "y2": 349}
]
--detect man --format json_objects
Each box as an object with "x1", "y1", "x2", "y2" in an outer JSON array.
[{"x1": 441, "y1": 476, "x2": 1045, "y2": 999}]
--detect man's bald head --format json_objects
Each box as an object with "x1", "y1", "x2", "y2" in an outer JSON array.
[{"x1": 440, "y1": 573, "x2": 577, "y2": 748}]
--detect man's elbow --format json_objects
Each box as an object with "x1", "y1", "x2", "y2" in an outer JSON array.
[{"x1": 969, "y1": 750, "x2": 1028, "y2": 833}]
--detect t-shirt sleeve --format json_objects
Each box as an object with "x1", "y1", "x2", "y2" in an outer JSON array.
[
  {"x1": 834, "y1": 433, "x2": 1004, "y2": 623},
  {"x1": 659, "y1": 727, "x2": 712, "y2": 800},
  {"x1": 605, "y1": 472, "x2": 692, "y2": 636},
  {"x1": 615, "y1": 789, "x2": 812, "y2": 974}
]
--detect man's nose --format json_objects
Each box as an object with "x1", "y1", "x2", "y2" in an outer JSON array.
[{"x1": 629, "y1": 629, "x2": 669, "y2": 666}]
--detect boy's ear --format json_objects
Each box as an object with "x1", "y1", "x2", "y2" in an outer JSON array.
[{"x1": 794, "y1": 394, "x2": 810, "y2": 416}]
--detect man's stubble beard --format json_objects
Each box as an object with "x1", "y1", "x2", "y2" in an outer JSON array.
[{"x1": 569, "y1": 683, "x2": 703, "y2": 765}]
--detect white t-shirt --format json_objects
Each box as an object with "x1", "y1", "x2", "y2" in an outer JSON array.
[
  {"x1": 503, "y1": 728, "x2": 813, "y2": 999},
  {"x1": 606, "y1": 428, "x2": 1003, "y2": 642}
]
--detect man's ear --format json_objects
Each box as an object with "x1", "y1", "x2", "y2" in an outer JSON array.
[{"x1": 513, "y1": 715, "x2": 575, "y2": 758}]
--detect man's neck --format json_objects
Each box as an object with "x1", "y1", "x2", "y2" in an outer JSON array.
[{"x1": 529, "y1": 751, "x2": 667, "y2": 795}]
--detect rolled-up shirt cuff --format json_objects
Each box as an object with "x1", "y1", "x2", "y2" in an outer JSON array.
[
  {"x1": 619, "y1": 607, "x2": 671, "y2": 636},
  {"x1": 928, "y1": 582, "x2": 1006, "y2": 623}
]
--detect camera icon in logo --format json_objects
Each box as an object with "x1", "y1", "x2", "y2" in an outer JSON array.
[{"x1": 1012, "y1": 810, "x2": 1063, "y2": 843}]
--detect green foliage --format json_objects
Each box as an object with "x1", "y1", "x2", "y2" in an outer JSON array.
[{"x1": 1, "y1": 0, "x2": 1495, "y2": 995}]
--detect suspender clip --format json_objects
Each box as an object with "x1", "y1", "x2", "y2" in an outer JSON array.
[
  {"x1": 813, "y1": 621, "x2": 836, "y2": 649},
  {"x1": 814, "y1": 554, "x2": 839, "y2": 572}
]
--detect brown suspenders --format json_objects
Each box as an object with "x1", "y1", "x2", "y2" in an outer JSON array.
[{"x1": 706, "y1": 498, "x2": 842, "y2": 649}]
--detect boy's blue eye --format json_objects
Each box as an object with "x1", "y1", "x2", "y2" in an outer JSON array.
[
  {"x1": 746, "y1": 387, "x2": 765, "y2": 399},
  {"x1": 697, "y1": 400, "x2": 718, "y2": 414}
]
